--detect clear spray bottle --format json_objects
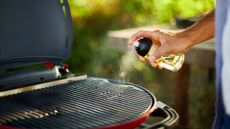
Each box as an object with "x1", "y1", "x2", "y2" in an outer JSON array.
[{"x1": 134, "y1": 37, "x2": 185, "y2": 72}]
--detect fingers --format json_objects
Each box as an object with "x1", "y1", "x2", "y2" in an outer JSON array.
[
  {"x1": 138, "y1": 56, "x2": 145, "y2": 62},
  {"x1": 135, "y1": 51, "x2": 157, "y2": 67},
  {"x1": 128, "y1": 29, "x2": 167, "y2": 69},
  {"x1": 136, "y1": 53, "x2": 157, "y2": 68},
  {"x1": 128, "y1": 30, "x2": 161, "y2": 45},
  {"x1": 133, "y1": 50, "x2": 145, "y2": 62},
  {"x1": 128, "y1": 30, "x2": 149, "y2": 45},
  {"x1": 152, "y1": 45, "x2": 169, "y2": 59},
  {"x1": 149, "y1": 61, "x2": 158, "y2": 68}
]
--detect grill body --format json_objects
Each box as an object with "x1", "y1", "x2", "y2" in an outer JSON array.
[{"x1": 0, "y1": 77, "x2": 156, "y2": 129}]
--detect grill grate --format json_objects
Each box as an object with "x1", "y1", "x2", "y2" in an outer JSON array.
[{"x1": 0, "y1": 77, "x2": 154, "y2": 129}]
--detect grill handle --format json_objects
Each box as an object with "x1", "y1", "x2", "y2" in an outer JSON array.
[{"x1": 140, "y1": 101, "x2": 179, "y2": 129}]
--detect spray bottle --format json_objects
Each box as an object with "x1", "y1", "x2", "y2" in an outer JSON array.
[{"x1": 134, "y1": 37, "x2": 185, "y2": 72}]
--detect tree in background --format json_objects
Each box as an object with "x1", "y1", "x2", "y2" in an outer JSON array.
[
  {"x1": 66, "y1": 1, "x2": 215, "y2": 128},
  {"x1": 67, "y1": 0, "x2": 214, "y2": 74}
]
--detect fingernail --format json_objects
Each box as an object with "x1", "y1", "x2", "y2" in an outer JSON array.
[
  {"x1": 128, "y1": 40, "x2": 132, "y2": 45},
  {"x1": 133, "y1": 41, "x2": 139, "y2": 47},
  {"x1": 149, "y1": 55, "x2": 156, "y2": 62}
]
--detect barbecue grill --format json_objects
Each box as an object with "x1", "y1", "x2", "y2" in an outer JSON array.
[{"x1": 0, "y1": 0, "x2": 179, "y2": 129}]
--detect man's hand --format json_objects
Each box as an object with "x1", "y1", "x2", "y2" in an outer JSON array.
[
  {"x1": 128, "y1": 11, "x2": 214, "y2": 69},
  {"x1": 128, "y1": 30, "x2": 192, "y2": 68}
]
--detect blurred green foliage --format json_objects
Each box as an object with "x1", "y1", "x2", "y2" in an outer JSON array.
[
  {"x1": 66, "y1": 0, "x2": 214, "y2": 75},
  {"x1": 65, "y1": 1, "x2": 215, "y2": 128}
]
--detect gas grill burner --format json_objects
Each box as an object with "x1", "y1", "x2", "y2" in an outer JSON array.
[{"x1": 0, "y1": 76, "x2": 156, "y2": 129}]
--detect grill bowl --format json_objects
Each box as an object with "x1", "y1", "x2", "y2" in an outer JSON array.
[{"x1": 0, "y1": 77, "x2": 157, "y2": 129}]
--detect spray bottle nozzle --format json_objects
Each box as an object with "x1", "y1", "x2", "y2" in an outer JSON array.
[
  {"x1": 133, "y1": 41, "x2": 140, "y2": 47},
  {"x1": 134, "y1": 38, "x2": 152, "y2": 57}
]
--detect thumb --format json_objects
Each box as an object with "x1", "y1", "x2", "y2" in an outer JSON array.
[{"x1": 149, "y1": 46, "x2": 168, "y2": 62}]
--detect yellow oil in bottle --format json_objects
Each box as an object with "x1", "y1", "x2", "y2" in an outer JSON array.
[
  {"x1": 144, "y1": 45, "x2": 185, "y2": 72},
  {"x1": 134, "y1": 38, "x2": 185, "y2": 72}
]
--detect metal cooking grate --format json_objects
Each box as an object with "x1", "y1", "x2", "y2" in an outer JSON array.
[{"x1": 0, "y1": 77, "x2": 154, "y2": 129}]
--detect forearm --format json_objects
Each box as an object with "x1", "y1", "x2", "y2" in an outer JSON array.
[{"x1": 176, "y1": 10, "x2": 215, "y2": 48}]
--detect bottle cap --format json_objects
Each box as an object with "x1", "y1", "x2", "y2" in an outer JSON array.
[{"x1": 134, "y1": 38, "x2": 152, "y2": 57}]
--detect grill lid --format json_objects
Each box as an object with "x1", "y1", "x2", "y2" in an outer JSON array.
[
  {"x1": 0, "y1": 77, "x2": 156, "y2": 129},
  {"x1": 0, "y1": 0, "x2": 73, "y2": 68}
]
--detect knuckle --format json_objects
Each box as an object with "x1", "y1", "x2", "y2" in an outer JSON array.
[
  {"x1": 167, "y1": 46, "x2": 176, "y2": 53},
  {"x1": 138, "y1": 30, "x2": 145, "y2": 34},
  {"x1": 170, "y1": 49, "x2": 176, "y2": 54},
  {"x1": 183, "y1": 48, "x2": 189, "y2": 53},
  {"x1": 162, "y1": 46, "x2": 174, "y2": 54},
  {"x1": 160, "y1": 38, "x2": 167, "y2": 43},
  {"x1": 152, "y1": 29, "x2": 161, "y2": 33}
]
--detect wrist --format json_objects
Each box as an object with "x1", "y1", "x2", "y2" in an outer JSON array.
[{"x1": 173, "y1": 31, "x2": 194, "y2": 51}]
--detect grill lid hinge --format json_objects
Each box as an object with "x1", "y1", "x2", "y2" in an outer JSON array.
[
  {"x1": 44, "y1": 62, "x2": 70, "y2": 77},
  {"x1": 55, "y1": 64, "x2": 70, "y2": 77}
]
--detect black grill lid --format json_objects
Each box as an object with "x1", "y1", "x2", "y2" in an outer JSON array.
[
  {"x1": 0, "y1": 77, "x2": 155, "y2": 129},
  {"x1": 0, "y1": 0, "x2": 73, "y2": 68}
]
